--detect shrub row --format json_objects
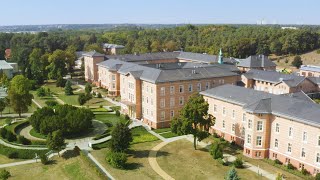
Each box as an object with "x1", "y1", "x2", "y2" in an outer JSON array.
[{"x1": 0, "y1": 144, "x2": 48, "y2": 159}]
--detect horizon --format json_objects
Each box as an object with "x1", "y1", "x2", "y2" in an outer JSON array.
[{"x1": 0, "y1": 0, "x2": 319, "y2": 26}]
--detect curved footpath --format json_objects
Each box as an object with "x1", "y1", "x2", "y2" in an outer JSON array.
[
  {"x1": 17, "y1": 125, "x2": 46, "y2": 141},
  {"x1": 0, "y1": 138, "x2": 48, "y2": 150}
]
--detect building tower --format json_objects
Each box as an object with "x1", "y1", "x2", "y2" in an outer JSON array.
[{"x1": 218, "y1": 48, "x2": 223, "y2": 64}]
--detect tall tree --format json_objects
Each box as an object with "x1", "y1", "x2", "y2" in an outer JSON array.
[
  {"x1": 171, "y1": 93, "x2": 214, "y2": 150},
  {"x1": 29, "y1": 48, "x2": 45, "y2": 84},
  {"x1": 64, "y1": 80, "x2": 73, "y2": 95},
  {"x1": 47, "y1": 49, "x2": 68, "y2": 79},
  {"x1": 85, "y1": 83, "x2": 92, "y2": 95},
  {"x1": 110, "y1": 122, "x2": 132, "y2": 152},
  {"x1": 8, "y1": 75, "x2": 33, "y2": 117},
  {"x1": 47, "y1": 130, "x2": 65, "y2": 157},
  {"x1": 0, "y1": 99, "x2": 5, "y2": 117},
  {"x1": 292, "y1": 55, "x2": 303, "y2": 68}
]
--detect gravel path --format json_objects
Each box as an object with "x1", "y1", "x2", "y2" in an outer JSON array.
[{"x1": 17, "y1": 125, "x2": 46, "y2": 141}]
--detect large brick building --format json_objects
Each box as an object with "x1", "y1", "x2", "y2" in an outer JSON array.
[
  {"x1": 299, "y1": 65, "x2": 320, "y2": 77},
  {"x1": 201, "y1": 85, "x2": 320, "y2": 175},
  {"x1": 84, "y1": 51, "x2": 241, "y2": 128}
]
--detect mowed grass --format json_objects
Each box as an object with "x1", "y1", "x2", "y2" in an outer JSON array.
[
  {"x1": 0, "y1": 154, "x2": 21, "y2": 164},
  {"x1": 30, "y1": 128, "x2": 47, "y2": 139},
  {"x1": 2, "y1": 156, "x2": 102, "y2": 180},
  {"x1": 91, "y1": 140, "x2": 162, "y2": 180},
  {"x1": 94, "y1": 113, "x2": 124, "y2": 126},
  {"x1": 157, "y1": 139, "x2": 268, "y2": 180},
  {"x1": 131, "y1": 127, "x2": 159, "y2": 144},
  {"x1": 153, "y1": 128, "x2": 171, "y2": 134}
]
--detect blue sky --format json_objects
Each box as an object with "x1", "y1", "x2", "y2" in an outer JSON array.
[{"x1": 0, "y1": 0, "x2": 319, "y2": 25}]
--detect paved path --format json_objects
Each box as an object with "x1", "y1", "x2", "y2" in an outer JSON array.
[
  {"x1": 85, "y1": 151, "x2": 115, "y2": 180},
  {"x1": 0, "y1": 138, "x2": 48, "y2": 150},
  {"x1": 17, "y1": 125, "x2": 46, "y2": 141},
  {"x1": 52, "y1": 94, "x2": 65, "y2": 105},
  {"x1": 32, "y1": 99, "x2": 42, "y2": 108},
  {"x1": 0, "y1": 159, "x2": 37, "y2": 169}
]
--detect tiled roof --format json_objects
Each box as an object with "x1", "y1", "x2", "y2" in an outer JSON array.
[
  {"x1": 106, "y1": 52, "x2": 180, "y2": 62},
  {"x1": 300, "y1": 65, "x2": 320, "y2": 73},
  {"x1": 237, "y1": 55, "x2": 276, "y2": 68},
  {"x1": 200, "y1": 84, "x2": 320, "y2": 127},
  {"x1": 177, "y1": 52, "x2": 237, "y2": 64},
  {"x1": 97, "y1": 60, "x2": 239, "y2": 83},
  {"x1": 243, "y1": 69, "x2": 308, "y2": 87},
  {"x1": 282, "y1": 91, "x2": 315, "y2": 103}
]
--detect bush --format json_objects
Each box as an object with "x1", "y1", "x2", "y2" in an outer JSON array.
[
  {"x1": 316, "y1": 173, "x2": 320, "y2": 180},
  {"x1": 213, "y1": 133, "x2": 219, "y2": 138},
  {"x1": 92, "y1": 91, "x2": 96, "y2": 96},
  {"x1": 124, "y1": 114, "x2": 130, "y2": 120},
  {"x1": 7, "y1": 151, "x2": 18, "y2": 159},
  {"x1": 5, "y1": 130, "x2": 17, "y2": 142},
  {"x1": 274, "y1": 159, "x2": 282, "y2": 165},
  {"x1": 0, "y1": 128, "x2": 7, "y2": 138},
  {"x1": 225, "y1": 167, "x2": 240, "y2": 180},
  {"x1": 78, "y1": 93, "x2": 87, "y2": 105},
  {"x1": 233, "y1": 157, "x2": 244, "y2": 168},
  {"x1": 217, "y1": 158, "x2": 229, "y2": 166},
  {"x1": 287, "y1": 163, "x2": 295, "y2": 170},
  {"x1": 99, "y1": 105, "x2": 103, "y2": 108},
  {"x1": 106, "y1": 151, "x2": 127, "y2": 169},
  {"x1": 210, "y1": 141, "x2": 224, "y2": 159},
  {"x1": 40, "y1": 154, "x2": 49, "y2": 165},
  {"x1": 56, "y1": 76, "x2": 66, "y2": 87},
  {"x1": 17, "y1": 135, "x2": 31, "y2": 145},
  {"x1": 0, "y1": 169, "x2": 11, "y2": 180},
  {"x1": 64, "y1": 80, "x2": 73, "y2": 95},
  {"x1": 292, "y1": 55, "x2": 303, "y2": 68},
  {"x1": 36, "y1": 87, "x2": 46, "y2": 97},
  {"x1": 115, "y1": 110, "x2": 120, "y2": 116},
  {"x1": 97, "y1": 93, "x2": 102, "y2": 98},
  {"x1": 301, "y1": 168, "x2": 309, "y2": 175},
  {"x1": 5, "y1": 118, "x2": 12, "y2": 125},
  {"x1": 45, "y1": 100, "x2": 58, "y2": 107}
]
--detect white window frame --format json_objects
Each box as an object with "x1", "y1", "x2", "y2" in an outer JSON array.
[
  {"x1": 274, "y1": 139, "x2": 279, "y2": 148},
  {"x1": 287, "y1": 143, "x2": 292, "y2": 153},
  {"x1": 232, "y1": 110, "x2": 235, "y2": 119},
  {"x1": 301, "y1": 148, "x2": 306, "y2": 158},
  {"x1": 160, "y1": 99, "x2": 165, "y2": 108},
  {"x1": 275, "y1": 123, "x2": 280, "y2": 133},
  {"x1": 303, "y1": 131, "x2": 308, "y2": 143},
  {"x1": 289, "y1": 127, "x2": 293, "y2": 138},
  {"x1": 248, "y1": 119, "x2": 252, "y2": 129},
  {"x1": 179, "y1": 85, "x2": 184, "y2": 93},
  {"x1": 170, "y1": 86, "x2": 175, "y2": 95},
  {"x1": 242, "y1": 113, "x2": 246, "y2": 122},
  {"x1": 222, "y1": 107, "x2": 226, "y2": 116},
  {"x1": 222, "y1": 120, "x2": 225, "y2": 129},
  {"x1": 160, "y1": 87, "x2": 165, "y2": 96},
  {"x1": 257, "y1": 121, "x2": 263, "y2": 131},
  {"x1": 188, "y1": 84, "x2": 193, "y2": 92},
  {"x1": 213, "y1": 104, "x2": 217, "y2": 113},
  {"x1": 256, "y1": 136, "x2": 262, "y2": 147},
  {"x1": 179, "y1": 97, "x2": 184, "y2": 105},
  {"x1": 247, "y1": 134, "x2": 252, "y2": 144},
  {"x1": 231, "y1": 124, "x2": 235, "y2": 133}
]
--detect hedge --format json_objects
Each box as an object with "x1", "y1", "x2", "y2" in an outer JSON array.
[{"x1": 0, "y1": 144, "x2": 48, "y2": 159}]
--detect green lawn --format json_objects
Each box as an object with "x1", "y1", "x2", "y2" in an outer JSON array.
[
  {"x1": 157, "y1": 139, "x2": 268, "y2": 180},
  {"x1": 0, "y1": 154, "x2": 22, "y2": 164},
  {"x1": 94, "y1": 113, "x2": 124, "y2": 126},
  {"x1": 160, "y1": 132, "x2": 178, "y2": 138},
  {"x1": 1, "y1": 103, "x2": 38, "y2": 115},
  {"x1": 2, "y1": 156, "x2": 102, "y2": 180},
  {"x1": 91, "y1": 140, "x2": 162, "y2": 180},
  {"x1": 131, "y1": 126, "x2": 159, "y2": 144},
  {"x1": 29, "y1": 128, "x2": 47, "y2": 139},
  {"x1": 153, "y1": 128, "x2": 171, "y2": 134},
  {"x1": 5, "y1": 120, "x2": 27, "y2": 134},
  {"x1": 0, "y1": 117, "x2": 12, "y2": 126},
  {"x1": 58, "y1": 94, "x2": 80, "y2": 105}
]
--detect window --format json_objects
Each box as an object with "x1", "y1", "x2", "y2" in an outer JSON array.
[
  {"x1": 242, "y1": 113, "x2": 246, "y2": 122},
  {"x1": 247, "y1": 134, "x2": 251, "y2": 144},
  {"x1": 151, "y1": 110, "x2": 153, "y2": 117},
  {"x1": 301, "y1": 148, "x2": 306, "y2": 158},
  {"x1": 151, "y1": 87, "x2": 153, "y2": 94},
  {"x1": 256, "y1": 136, "x2": 262, "y2": 146},
  {"x1": 170, "y1": 110, "x2": 174, "y2": 118},
  {"x1": 318, "y1": 136, "x2": 320, "y2": 146},
  {"x1": 170, "y1": 97, "x2": 175, "y2": 107},
  {"x1": 179, "y1": 97, "x2": 184, "y2": 105},
  {"x1": 231, "y1": 124, "x2": 235, "y2": 133},
  {"x1": 222, "y1": 107, "x2": 226, "y2": 116},
  {"x1": 241, "y1": 127, "x2": 245, "y2": 137},
  {"x1": 197, "y1": 83, "x2": 201, "y2": 91},
  {"x1": 170, "y1": 86, "x2": 175, "y2": 94},
  {"x1": 151, "y1": 98, "x2": 153, "y2": 105},
  {"x1": 317, "y1": 153, "x2": 320, "y2": 163},
  {"x1": 213, "y1": 104, "x2": 217, "y2": 113},
  {"x1": 205, "y1": 82, "x2": 210, "y2": 90},
  {"x1": 303, "y1": 132, "x2": 307, "y2": 142},
  {"x1": 146, "y1": 97, "x2": 149, "y2": 103},
  {"x1": 232, "y1": 110, "x2": 235, "y2": 118},
  {"x1": 222, "y1": 120, "x2": 225, "y2": 128},
  {"x1": 112, "y1": 83, "x2": 115, "y2": 88},
  {"x1": 188, "y1": 84, "x2": 193, "y2": 92},
  {"x1": 111, "y1": 75, "x2": 115, "y2": 81},
  {"x1": 274, "y1": 139, "x2": 278, "y2": 148},
  {"x1": 160, "y1": 87, "x2": 165, "y2": 96},
  {"x1": 287, "y1": 143, "x2": 292, "y2": 153},
  {"x1": 248, "y1": 119, "x2": 252, "y2": 129},
  {"x1": 160, "y1": 111, "x2": 165, "y2": 120},
  {"x1": 160, "y1": 99, "x2": 165, "y2": 108},
  {"x1": 257, "y1": 121, "x2": 263, "y2": 131},
  {"x1": 179, "y1": 85, "x2": 184, "y2": 93},
  {"x1": 289, "y1": 127, "x2": 293, "y2": 137},
  {"x1": 275, "y1": 123, "x2": 280, "y2": 133}
]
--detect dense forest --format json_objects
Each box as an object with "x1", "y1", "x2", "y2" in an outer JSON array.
[{"x1": 0, "y1": 25, "x2": 319, "y2": 85}]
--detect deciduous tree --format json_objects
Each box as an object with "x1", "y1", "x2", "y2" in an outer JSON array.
[{"x1": 47, "y1": 130, "x2": 65, "y2": 157}]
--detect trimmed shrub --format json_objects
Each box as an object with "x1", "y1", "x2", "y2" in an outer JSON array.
[
  {"x1": 97, "y1": 93, "x2": 102, "y2": 98},
  {"x1": 274, "y1": 159, "x2": 282, "y2": 165},
  {"x1": 115, "y1": 110, "x2": 120, "y2": 116},
  {"x1": 0, "y1": 128, "x2": 7, "y2": 138},
  {"x1": 301, "y1": 168, "x2": 309, "y2": 175},
  {"x1": 45, "y1": 100, "x2": 58, "y2": 107},
  {"x1": 40, "y1": 154, "x2": 49, "y2": 165},
  {"x1": 0, "y1": 169, "x2": 11, "y2": 180},
  {"x1": 233, "y1": 157, "x2": 244, "y2": 168},
  {"x1": 99, "y1": 105, "x2": 103, "y2": 108},
  {"x1": 5, "y1": 131, "x2": 17, "y2": 142},
  {"x1": 17, "y1": 135, "x2": 31, "y2": 145},
  {"x1": 287, "y1": 163, "x2": 295, "y2": 170},
  {"x1": 37, "y1": 87, "x2": 46, "y2": 97},
  {"x1": 7, "y1": 151, "x2": 18, "y2": 159},
  {"x1": 225, "y1": 167, "x2": 240, "y2": 180},
  {"x1": 210, "y1": 141, "x2": 224, "y2": 159},
  {"x1": 106, "y1": 151, "x2": 127, "y2": 169}
]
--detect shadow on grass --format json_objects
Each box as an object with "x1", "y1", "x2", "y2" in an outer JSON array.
[
  {"x1": 61, "y1": 150, "x2": 80, "y2": 160},
  {"x1": 125, "y1": 162, "x2": 144, "y2": 170}
]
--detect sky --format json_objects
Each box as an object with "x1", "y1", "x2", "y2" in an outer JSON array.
[{"x1": 0, "y1": 0, "x2": 319, "y2": 26}]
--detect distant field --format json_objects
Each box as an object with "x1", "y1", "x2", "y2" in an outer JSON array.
[{"x1": 271, "y1": 49, "x2": 320, "y2": 70}]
